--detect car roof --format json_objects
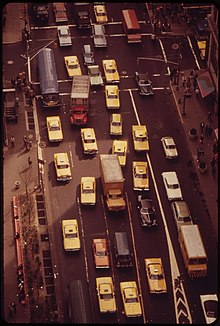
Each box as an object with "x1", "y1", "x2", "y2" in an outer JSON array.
[{"x1": 163, "y1": 137, "x2": 175, "y2": 145}]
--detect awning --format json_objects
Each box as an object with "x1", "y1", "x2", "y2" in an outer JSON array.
[{"x1": 197, "y1": 71, "x2": 215, "y2": 98}]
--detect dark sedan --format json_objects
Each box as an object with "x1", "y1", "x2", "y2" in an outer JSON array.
[
  {"x1": 137, "y1": 195, "x2": 157, "y2": 227},
  {"x1": 135, "y1": 72, "x2": 154, "y2": 96}
]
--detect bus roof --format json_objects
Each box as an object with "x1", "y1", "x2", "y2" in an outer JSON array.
[
  {"x1": 179, "y1": 225, "x2": 207, "y2": 258},
  {"x1": 37, "y1": 48, "x2": 59, "y2": 95},
  {"x1": 122, "y1": 9, "x2": 140, "y2": 30}
]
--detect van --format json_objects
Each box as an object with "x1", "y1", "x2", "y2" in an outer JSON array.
[
  {"x1": 171, "y1": 200, "x2": 193, "y2": 230},
  {"x1": 92, "y1": 24, "x2": 107, "y2": 47},
  {"x1": 82, "y1": 44, "x2": 94, "y2": 65},
  {"x1": 114, "y1": 232, "x2": 132, "y2": 267}
]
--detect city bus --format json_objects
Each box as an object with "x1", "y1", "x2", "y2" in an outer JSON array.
[
  {"x1": 37, "y1": 48, "x2": 61, "y2": 108},
  {"x1": 68, "y1": 280, "x2": 94, "y2": 323},
  {"x1": 122, "y1": 9, "x2": 142, "y2": 43}
]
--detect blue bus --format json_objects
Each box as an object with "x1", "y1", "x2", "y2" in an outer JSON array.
[
  {"x1": 68, "y1": 280, "x2": 94, "y2": 323},
  {"x1": 37, "y1": 48, "x2": 61, "y2": 108}
]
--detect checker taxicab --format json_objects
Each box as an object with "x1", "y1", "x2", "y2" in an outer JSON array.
[
  {"x1": 80, "y1": 177, "x2": 96, "y2": 205},
  {"x1": 132, "y1": 125, "x2": 149, "y2": 151},
  {"x1": 102, "y1": 59, "x2": 120, "y2": 84},
  {"x1": 132, "y1": 161, "x2": 149, "y2": 191},
  {"x1": 144, "y1": 258, "x2": 167, "y2": 294},
  {"x1": 46, "y1": 116, "x2": 63, "y2": 142},
  {"x1": 62, "y1": 219, "x2": 80, "y2": 251},
  {"x1": 64, "y1": 56, "x2": 82, "y2": 77},
  {"x1": 105, "y1": 85, "x2": 120, "y2": 110},
  {"x1": 54, "y1": 152, "x2": 72, "y2": 181},
  {"x1": 112, "y1": 140, "x2": 127, "y2": 167}
]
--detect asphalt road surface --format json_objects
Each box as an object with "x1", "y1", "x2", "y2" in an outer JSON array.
[{"x1": 5, "y1": 3, "x2": 216, "y2": 324}]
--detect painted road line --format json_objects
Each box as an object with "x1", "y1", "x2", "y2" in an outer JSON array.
[
  {"x1": 129, "y1": 89, "x2": 140, "y2": 125},
  {"x1": 187, "y1": 35, "x2": 201, "y2": 70},
  {"x1": 146, "y1": 152, "x2": 192, "y2": 324}
]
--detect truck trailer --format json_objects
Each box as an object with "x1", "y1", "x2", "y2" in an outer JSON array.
[
  {"x1": 70, "y1": 75, "x2": 90, "y2": 126},
  {"x1": 100, "y1": 154, "x2": 126, "y2": 211}
]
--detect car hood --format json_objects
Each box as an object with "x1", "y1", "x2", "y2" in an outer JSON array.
[
  {"x1": 64, "y1": 238, "x2": 80, "y2": 250},
  {"x1": 149, "y1": 279, "x2": 166, "y2": 293},
  {"x1": 125, "y1": 302, "x2": 142, "y2": 317},
  {"x1": 100, "y1": 298, "x2": 116, "y2": 312}
]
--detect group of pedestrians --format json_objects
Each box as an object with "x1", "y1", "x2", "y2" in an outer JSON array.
[
  {"x1": 8, "y1": 301, "x2": 17, "y2": 319},
  {"x1": 11, "y1": 71, "x2": 27, "y2": 90}
]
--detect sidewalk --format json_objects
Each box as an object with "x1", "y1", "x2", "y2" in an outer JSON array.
[
  {"x1": 171, "y1": 70, "x2": 218, "y2": 242},
  {"x1": 2, "y1": 3, "x2": 25, "y2": 44}
]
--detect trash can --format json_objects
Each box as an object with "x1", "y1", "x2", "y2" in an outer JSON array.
[
  {"x1": 15, "y1": 181, "x2": 21, "y2": 189},
  {"x1": 189, "y1": 128, "x2": 197, "y2": 140}
]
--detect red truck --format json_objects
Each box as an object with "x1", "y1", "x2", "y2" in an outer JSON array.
[{"x1": 70, "y1": 75, "x2": 90, "y2": 126}]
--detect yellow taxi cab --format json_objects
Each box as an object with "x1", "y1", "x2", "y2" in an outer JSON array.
[
  {"x1": 112, "y1": 140, "x2": 127, "y2": 167},
  {"x1": 102, "y1": 59, "x2": 120, "y2": 83},
  {"x1": 62, "y1": 219, "x2": 80, "y2": 251},
  {"x1": 132, "y1": 161, "x2": 149, "y2": 191},
  {"x1": 105, "y1": 85, "x2": 120, "y2": 110},
  {"x1": 120, "y1": 281, "x2": 142, "y2": 317},
  {"x1": 80, "y1": 177, "x2": 96, "y2": 205},
  {"x1": 54, "y1": 152, "x2": 72, "y2": 181},
  {"x1": 92, "y1": 238, "x2": 110, "y2": 268},
  {"x1": 144, "y1": 258, "x2": 167, "y2": 294},
  {"x1": 96, "y1": 277, "x2": 117, "y2": 313},
  {"x1": 94, "y1": 4, "x2": 108, "y2": 24},
  {"x1": 132, "y1": 125, "x2": 149, "y2": 151},
  {"x1": 81, "y1": 128, "x2": 98, "y2": 155},
  {"x1": 110, "y1": 113, "x2": 122, "y2": 135},
  {"x1": 64, "y1": 56, "x2": 82, "y2": 77},
  {"x1": 46, "y1": 116, "x2": 63, "y2": 142}
]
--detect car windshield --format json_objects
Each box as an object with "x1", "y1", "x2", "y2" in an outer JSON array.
[
  {"x1": 166, "y1": 144, "x2": 176, "y2": 149},
  {"x1": 100, "y1": 293, "x2": 113, "y2": 300},
  {"x1": 150, "y1": 272, "x2": 163, "y2": 280},
  {"x1": 50, "y1": 125, "x2": 60, "y2": 131},
  {"x1": 135, "y1": 172, "x2": 147, "y2": 179},
  {"x1": 108, "y1": 94, "x2": 117, "y2": 99},
  {"x1": 65, "y1": 232, "x2": 77, "y2": 238},
  {"x1": 204, "y1": 301, "x2": 218, "y2": 317},
  {"x1": 168, "y1": 183, "x2": 179, "y2": 189},
  {"x1": 85, "y1": 139, "x2": 95, "y2": 143},
  {"x1": 112, "y1": 121, "x2": 121, "y2": 126},
  {"x1": 58, "y1": 164, "x2": 69, "y2": 169},
  {"x1": 83, "y1": 188, "x2": 94, "y2": 194},
  {"x1": 96, "y1": 251, "x2": 106, "y2": 256},
  {"x1": 135, "y1": 135, "x2": 147, "y2": 141},
  {"x1": 179, "y1": 216, "x2": 191, "y2": 222},
  {"x1": 106, "y1": 68, "x2": 116, "y2": 73},
  {"x1": 125, "y1": 297, "x2": 138, "y2": 303},
  {"x1": 68, "y1": 64, "x2": 78, "y2": 69}
]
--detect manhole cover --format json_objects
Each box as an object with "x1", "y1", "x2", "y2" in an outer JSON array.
[
  {"x1": 172, "y1": 43, "x2": 179, "y2": 50},
  {"x1": 122, "y1": 71, "x2": 127, "y2": 75},
  {"x1": 7, "y1": 60, "x2": 14, "y2": 65},
  {"x1": 39, "y1": 141, "x2": 46, "y2": 148}
]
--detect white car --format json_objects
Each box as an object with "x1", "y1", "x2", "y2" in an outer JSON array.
[
  {"x1": 161, "y1": 137, "x2": 178, "y2": 159},
  {"x1": 57, "y1": 26, "x2": 72, "y2": 46},
  {"x1": 200, "y1": 294, "x2": 218, "y2": 324},
  {"x1": 161, "y1": 171, "x2": 183, "y2": 201},
  {"x1": 87, "y1": 65, "x2": 104, "y2": 86}
]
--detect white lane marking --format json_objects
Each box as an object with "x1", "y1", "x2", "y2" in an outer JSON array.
[
  {"x1": 69, "y1": 150, "x2": 74, "y2": 168},
  {"x1": 159, "y1": 38, "x2": 170, "y2": 75},
  {"x1": 187, "y1": 35, "x2": 201, "y2": 70},
  {"x1": 128, "y1": 89, "x2": 140, "y2": 125}
]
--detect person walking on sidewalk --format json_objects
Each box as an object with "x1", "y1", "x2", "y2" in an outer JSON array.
[
  {"x1": 211, "y1": 157, "x2": 216, "y2": 177},
  {"x1": 200, "y1": 121, "x2": 205, "y2": 135},
  {"x1": 205, "y1": 124, "x2": 209, "y2": 137},
  {"x1": 207, "y1": 111, "x2": 212, "y2": 123},
  {"x1": 212, "y1": 140, "x2": 218, "y2": 155},
  {"x1": 11, "y1": 302, "x2": 17, "y2": 314},
  {"x1": 208, "y1": 125, "x2": 213, "y2": 138},
  {"x1": 28, "y1": 156, "x2": 32, "y2": 168},
  {"x1": 10, "y1": 136, "x2": 15, "y2": 147}
]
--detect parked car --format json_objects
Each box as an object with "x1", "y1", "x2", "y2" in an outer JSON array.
[
  {"x1": 132, "y1": 125, "x2": 149, "y2": 151},
  {"x1": 57, "y1": 26, "x2": 72, "y2": 46},
  {"x1": 137, "y1": 195, "x2": 157, "y2": 227},
  {"x1": 82, "y1": 44, "x2": 95, "y2": 65},
  {"x1": 87, "y1": 65, "x2": 104, "y2": 86},
  {"x1": 135, "y1": 72, "x2": 153, "y2": 95},
  {"x1": 112, "y1": 140, "x2": 127, "y2": 167},
  {"x1": 92, "y1": 24, "x2": 107, "y2": 47},
  {"x1": 161, "y1": 171, "x2": 183, "y2": 201},
  {"x1": 144, "y1": 258, "x2": 167, "y2": 294},
  {"x1": 81, "y1": 128, "x2": 98, "y2": 155},
  {"x1": 96, "y1": 277, "x2": 116, "y2": 313},
  {"x1": 120, "y1": 281, "x2": 142, "y2": 317},
  {"x1": 62, "y1": 219, "x2": 80, "y2": 251},
  {"x1": 105, "y1": 85, "x2": 120, "y2": 109},
  {"x1": 94, "y1": 4, "x2": 108, "y2": 24},
  {"x1": 110, "y1": 113, "x2": 122, "y2": 136},
  {"x1": 53, "y1": 2, "x2": 68, "y2": 23},
  {"x1": 80, "y1": 177, "x2": 96, "y2": 205},
  {"x1": 54, "y1": 152, "x2": 72, "y2": 181},
  {"x1": 92, "y1": 238, "x2": 110, "y2": 268},
  {"x1": 161, "y1": 136, "x2": 178, "y2": 159},
  {"x1": 200, "y1": 294, "x2": 218, "y2": 324},
  {"x1": 103, "y1": 59, "x2": 120, "y2": 83},
  {"x1": 133, "y1": 161, "x2": 149, "y2": 191},
  {"x1": 46, "y1": 116, "x2": 63, "y2": 142},
  {"x1": 171, "y1": 201, "x2": 193, "y2": 230},
  {"x1": 64, "y1": 56, "x2": 82, "y2": 77}
]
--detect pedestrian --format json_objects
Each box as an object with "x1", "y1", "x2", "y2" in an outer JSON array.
[
  {"x1": 23, "y1": 135, "x2": 28, "y2": 146},
  {"x1": 211, "y1": 157, "x2": 216, "y2": 169},
  {"x1": 212, "y1": 140, "x2": 218, "y2": 154},
  {"x1": 15, "y1": 232, "x2": 20, "y2": 239},
  {"x1": 8, "y1": 304, "x2": 14, "y2": 319},
  {"x1": 15, "y1": 97, "x2": 19, "y2": 107},
  {"x1": 205, "y1": 124, "x2": 209, "y2": 137},
  {"x1": 11, "y1": 302, "x2": 17, "y2": 314},
  {"x1": 200, "y1": 121, "x2": 205, "y2": 134},
  {"x1": 11, "y1": 78, "x2": 16, "y2": 87},
  {"x1": 28, "y1": 156, "x2": 32, "y2": 167},
  {"x1": 211, "y1": 164, "x2": 216, "y2": 177},
  {"x1": 198, "y1": 142, "x2": 205, "y2": 157},
  {"x1": 200, "y1": 134, "x2": 204, "y2": 144},
  {"x1": 182, "y1": 75, "x2": 186, "y2": 87},
  {"x1": 196, "y1": 147, "x2": 201, "y2": 161},
  {"x1": 208, "y1": 125, "x2": 213, "y2": 138},
  {"x1": 195, "y1": 87, "x2": 199, "y2": 98},
  {"x1": 207, "y1": 111, "x2": 212, "y2": 122},
  {"x1": 10, "y1": 136, "x2": 15, "y2": 147}
]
